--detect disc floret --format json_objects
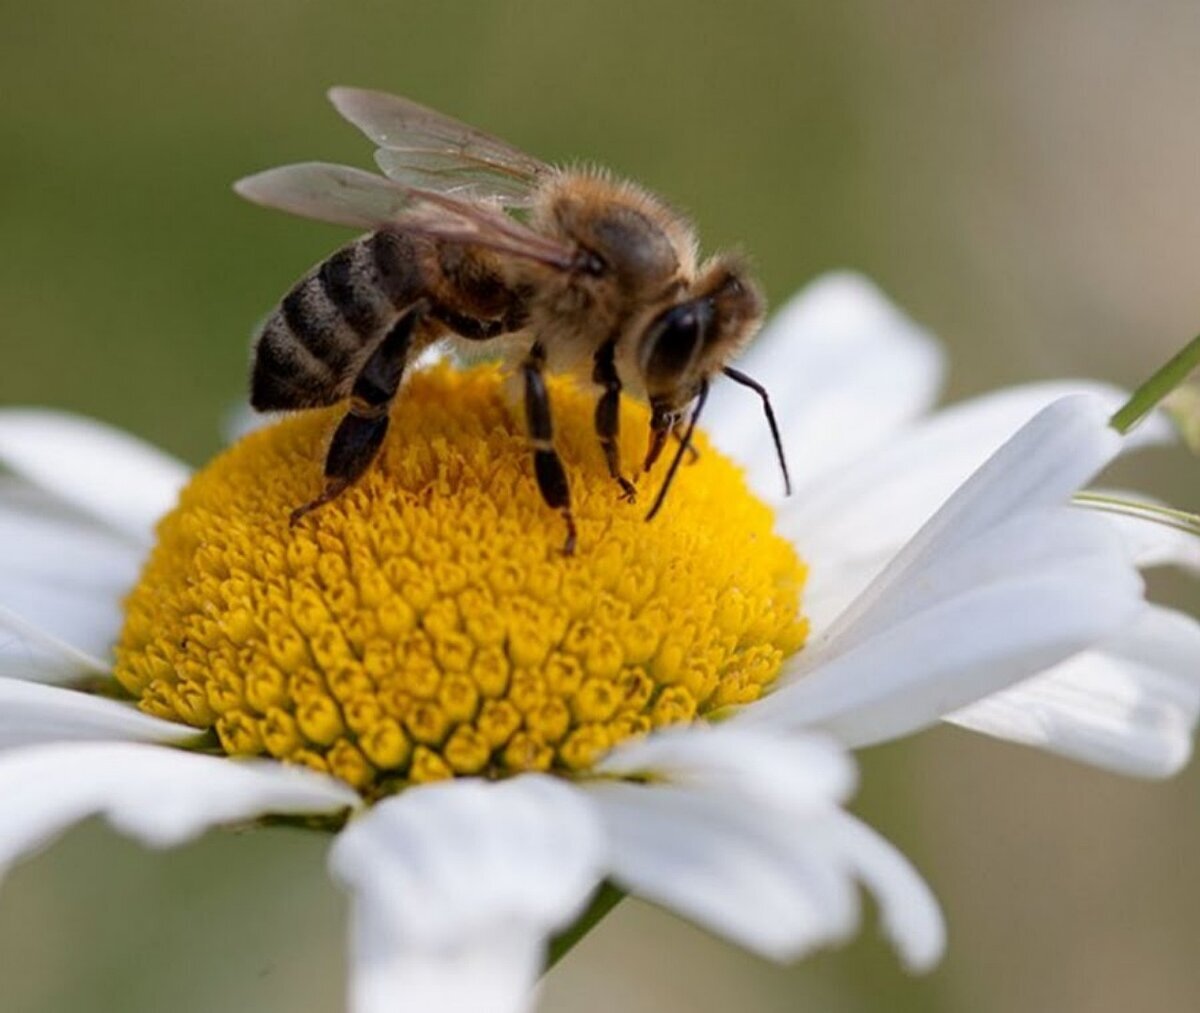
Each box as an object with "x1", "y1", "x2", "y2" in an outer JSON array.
[{"x1": 115, "y1": 366, "x2": 807, "y2": 794}]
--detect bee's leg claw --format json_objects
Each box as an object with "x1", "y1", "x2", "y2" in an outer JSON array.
[
  {"x1": 288, "y1": 481, "x2": 348, "y2": 528},
  {"x1": 561, "y1": 512, "x2": 578, "y2": 556},
  {"x1": 289, "y1": 501, "x2": 317, "y2": 528},
  {"x1": 617, "y1": 477, "x2": 637, "y2": 503}
]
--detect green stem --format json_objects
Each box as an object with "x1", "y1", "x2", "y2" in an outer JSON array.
[
  {"x1": 1072, "y1": 492, "x2": 1200, "y2": 537},
  {"x1": 1110, "y1": 333, "x2": 1200, "y2": 434},
  {"x1": 545, "y1": 882, "x2": 626, "y2": 971}
]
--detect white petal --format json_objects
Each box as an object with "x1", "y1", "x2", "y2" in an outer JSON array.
[
  {"x1": 0, "y1": 496, "x2": 141, "y2": 663},
  {"x1": 1086, "y1": 490, "x2": 1200, "y2": 574},
  {"x1": 0, "y1": 409, "x2": 189, "y2": 544},
  {"x1": 597, "y1": 724, "x2": 857, "y2": 809},
  {"x1": 818, "y1": 811, "x2": 945, "y2": 972},
  {"x1": 594, "y1": 725, "x2": 944, "y2": 967},
  {"x1": 788, "y1": 385, "x2": 1169, "y2": 625},
  {"x1": 330, "y1": 776, "x2": 604, "y2": 1013},
  {"x1": 705, "y1": 273, "x2": 945, "y2": 498},
  {"x1": 0, "y1": 679, "x2": 201, "y2": 749},
  {"x1": 347, "y1": 924, "x2": 549, "y2": 1013},
  {"x1": 586, "y1": 782, "x2": 854, "y2": 961},
  {"x1": 0, "y1": 481, "x2": 142, "y2": 589},
  {"x1": 947, "y1": 605, "x2": 1200, "y2": 778},
  {"x1": 743, "y1": 395, "x2": 1154, "y2": 748},
  {"x1": 0, "y1": 584, "x2": 122, "y2": 667},
  {"x1": 744, "y1": 571, "x2": 1141, "y2": 747},
  {"x1": 585, "y1": 780, "x2": 941, "y2": 968},
  {"x1": 0, "y1": 742, "x2": 356, "y2": 884},
  {"x1": 0, "y1": 602, "x2": 110, "y2": 684},
  {"x1": 808, "y1": 507, "x2": 1132, "y2": 656},
  {"x1": 813, "y1": 395, "x2": 1125, "y2": 651}
]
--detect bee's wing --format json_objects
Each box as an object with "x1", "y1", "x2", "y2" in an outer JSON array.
[
  {"x1": 233, "y1": 162, "x2": 418, "y2": 230},
  {"x1": 329, "y1": 87, "x2": 549, "y2": 207},
  {"x1": 402, "y1": 189, "x2": 576, "y2": 269},
  {"x1": 374, "y1": 149, "x2": 542, "y2": 207},
  {"x1": 234, "y1": 162, "x2": 576, "y2": 270}
]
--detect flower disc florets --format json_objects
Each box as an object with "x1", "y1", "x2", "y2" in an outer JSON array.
[{"x1": 114, "y1": 366, "x2": 807, "y2": 794}]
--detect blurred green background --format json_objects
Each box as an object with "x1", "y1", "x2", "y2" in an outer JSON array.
[{"x1": 2, "y1": 2, "x2": 1198, "y2": 1011}]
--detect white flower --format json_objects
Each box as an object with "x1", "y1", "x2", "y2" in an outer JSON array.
[{"x1": 0, "y1": 272, "x2": 1196, "y2": 1013}]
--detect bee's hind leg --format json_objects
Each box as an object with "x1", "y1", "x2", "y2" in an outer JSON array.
[
  {"x1": 523, "y1": 341, "x2": 577, "y2": 555},
  {"x1": 592, "y1": 339, "x2": 637, "y2": 503},
  {"x1": 289, "y1": 306, "x2": 420, "y2": 527}
]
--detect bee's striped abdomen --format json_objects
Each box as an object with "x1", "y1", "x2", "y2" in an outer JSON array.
[{"x1": 251, "y1": 231, "x2": 425, "y2": 410}]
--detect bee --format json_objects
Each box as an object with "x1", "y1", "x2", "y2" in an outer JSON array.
[{"x1": 235, "y1": 87, "x2": 790, "y2": 553}]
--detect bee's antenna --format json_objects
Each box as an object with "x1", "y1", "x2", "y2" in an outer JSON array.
[
  {"x1": 721, "y1": 367, "x2": 792, "y2": 496},
  {"x1": 645, "y1": 379, "x2": 710, "y2": 522}
]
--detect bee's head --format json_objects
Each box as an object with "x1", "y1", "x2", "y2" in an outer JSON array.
[
  {"x1": 636, "y1": 257, "x2": 791, "y2": 519},
  {"x1": 637, "y1": 257, "x2": 764, "y2": 489},
  {"x1": 638, "y1": 256, "x2": 764, "y2": 417}
]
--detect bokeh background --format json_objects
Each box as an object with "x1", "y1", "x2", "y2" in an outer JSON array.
[{"x1": 2, "y1": 2, "x2": 1198, "y2": 1011}]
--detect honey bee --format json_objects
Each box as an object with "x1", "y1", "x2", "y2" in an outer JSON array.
[{"x1": 235, "y1": 87, "x2": 790, "y2": 553}]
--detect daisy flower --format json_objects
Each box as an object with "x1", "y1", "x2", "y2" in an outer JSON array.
[{"x1": 1, "y1": 273, "x2": 1197, "y2": 1013}]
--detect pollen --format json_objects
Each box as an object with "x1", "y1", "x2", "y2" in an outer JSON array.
[{"x1": 114, "y1": 365, "x2": 808, "y2": 794}]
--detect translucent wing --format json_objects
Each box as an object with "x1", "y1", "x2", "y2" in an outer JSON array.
[
  {"x1": 402, "y1": 189, "x2": 575, "y2": 269},
  {"x1": 234, "y1": 162, "x2": 575, "y2": 269},
  {"x1": 233, "y1": 162, "x2": 417, "y2": 230},
  {"x1": 329, "y1": 87, "x2": 549, "y2": 207},
  {"x1": 374, "y1": 149, "x2": 541, "y2": 206}
]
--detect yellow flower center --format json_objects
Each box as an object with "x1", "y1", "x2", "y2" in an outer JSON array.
[{"x1": 114, "y1": 365, "x2": 808, "y2": 794}]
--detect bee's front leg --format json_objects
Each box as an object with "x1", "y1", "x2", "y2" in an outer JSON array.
[
  {"x1": 522, "y1": 341, "x2": 577, "y2": 555},
  {"x1": 289, "y1": 304, "x2": 422, "y2": 526},
  {"x1": 671, "y1": 420, "x2": 701, "y2": 464},
  {"x1": 592, "y1": 339, "x2": 637, "y2": 503}
]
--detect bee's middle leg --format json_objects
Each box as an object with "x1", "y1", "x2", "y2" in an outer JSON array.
[
  {"x1": 290, "y1": 306, "x2": 420, "y2": 526},
  {"x1": 523, "y1": 341, "x2": 577, "y2": 555},
  {"x1": 592, "y1": 339, "x2": 637, "y2": 502}
]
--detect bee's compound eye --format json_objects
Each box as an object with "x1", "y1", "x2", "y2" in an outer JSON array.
[{"x1": 642, "y1": 300, "x2": 712, "y2": 385}]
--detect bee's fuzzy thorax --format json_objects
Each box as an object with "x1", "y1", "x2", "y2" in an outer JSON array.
[{"x1": 533, "y1": 168, "x2": 700, "y2": 282}]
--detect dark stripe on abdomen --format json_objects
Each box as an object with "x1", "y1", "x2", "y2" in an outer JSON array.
[
  {"x1": 251, "y1": 319, "x2": 341, "y2": 410},
  {"x1": 249, "y1": 232, "x2": 426, "y2": 412},
  {"x1": 318, "y1": 243, "x2": 381, "y2": 338},
  {"x1": 281, "y1": 277, "x2": 357, "y2": 376},
  {"x1": 370, "y1": 230, "x2": 424, "y2": 308}
]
